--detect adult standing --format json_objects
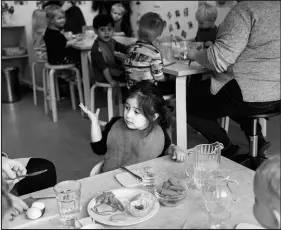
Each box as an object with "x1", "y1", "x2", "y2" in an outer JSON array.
[
  {"x1": 61, "y1": 1, "x2": 86, "y2": 34},
  {"x1": 185, "y1": 1, "x2": 280, "y2": 158}
]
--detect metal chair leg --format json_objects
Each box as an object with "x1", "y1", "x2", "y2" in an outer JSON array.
[
  {"x1": 32, "y1": 62, "x2": 37, "y2": 106},
  {"x1": 107, "y1": 88, "x2": 114, "y2": 121},
  {"x1": 49, "y1": 69, "x2": 58, "y2": 122}
]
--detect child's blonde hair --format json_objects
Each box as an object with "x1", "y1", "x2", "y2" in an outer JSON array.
[
  {"x1": 195, "y1": 2, "x2": 217, "y2": 22},
  {"x1": 45, "y1": 4, "x2": 64, "y2": 23},
  {"x1": 111, "y1": 3, "x2": 126, "y2": 16},
  {"x1": 138, "y1": 12, "x2": 166, "y2": 42},
  {"x1": 254, "y1": 155, "x2": 280, "y2": 205}
]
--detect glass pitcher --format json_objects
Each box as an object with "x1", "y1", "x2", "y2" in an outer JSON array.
[
  {"x1": 202, "y1": 169, "x2": 239, "y2": 212},
  {"x1": 155, "y1": 35, "x2": 175, "y2": 62},
  {"x1": 187, "y1": 142, "x2": 224, "y2": 189}
]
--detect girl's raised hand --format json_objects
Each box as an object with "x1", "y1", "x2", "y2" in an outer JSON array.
[{"x1": 79, "y1": 103, "x2": 100, "y2": 124}]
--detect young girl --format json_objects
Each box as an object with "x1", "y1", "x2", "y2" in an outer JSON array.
[
  {"x1": 81, "y1": 81, "x2": 185, "y2": 173},
  {"x1": 110, "y1": 3, "x2": 133, "y2": 37}
]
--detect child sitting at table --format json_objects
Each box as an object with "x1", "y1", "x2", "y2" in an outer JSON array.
[
  {"x1": 194, "y1": 2, "x2": 218, "y2": 48},
  {"x1": 110, "y1": 2, "x2": 133, "y2": 37},
  {"x1": 253, "y1": 155, "x2": 280, "y2": 229},
  {"x1": 82, "y1": 81, "x2": 185, "y2": 173},
  {"x1": 91, "y1": 14, "x2": 129, "y2": 87},
  {"x1": 124, "y1": 12, "x2": 175, "y2": 96}
]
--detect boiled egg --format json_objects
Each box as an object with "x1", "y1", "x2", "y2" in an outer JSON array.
[
  {"x1": 31, "y1": 202, "x2": 45, "y2": 211},
  {"x1": 26, "y1": 207, "x2": 42, "y2": 220}
]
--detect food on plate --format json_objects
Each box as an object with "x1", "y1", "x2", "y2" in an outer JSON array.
[
  {"x1": 127, "y1": 193, "x2": 154, "y2": 217},
  {"x1": 31, "y1": 202, "x2": 45, "y2": 211},
  {"x1": 26, "y1": 207, "x2": 42, "y2": 220},
  {"x1": 156, "y1": 178, "x2": 187, "y2": 197},
  {"x1": 92, "y1": 191, "x2": 125, "y2": 215},
  {"x1": 109, "y1": 214, "x2": 128, "y2": 222}
]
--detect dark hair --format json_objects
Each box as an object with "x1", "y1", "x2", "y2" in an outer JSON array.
[
  {"x1": 42, "y1": 1, "x2": 62, "y2": 9},
  {"x1": 127, "y1": 81, "x2": 172, "y2": 136},
  {"x1": 93, "y1": 14, "x2": 114, "y2": 30}
]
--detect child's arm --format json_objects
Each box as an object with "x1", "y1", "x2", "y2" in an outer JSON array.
[
  {"x1": 166, "y1": 144, "x2": 188, "y2": 162},
  {"x1": 113, "y1": 31, "x2": 125, "y2": 36},
  {"x1": 114, "y1": 40, "x2": 130, "y2": 54},
  {"x1": 103, "y1": 68, "x2": 118, "y2": 87},
  {"x1": 151, "y1": 59, "x2": 165, "y2": 81}
]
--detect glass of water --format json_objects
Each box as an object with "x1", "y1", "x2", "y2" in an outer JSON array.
[
  {"x1": 140, "y1": 166, "x2": 157, "y2": 193},
  {"x1": 208, "y1": 204, "x2": 231, "y2": 229},
  {"x1": 54, "y1": 180, "x2": 82, "y2": 229}
]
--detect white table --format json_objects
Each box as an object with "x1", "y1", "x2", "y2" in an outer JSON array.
[
  {"x1": 163, "y1": 61, "x2": 209, "y2": 149},
  {"x1": 10, "y1": 155, "x2": 261, "y2": 229}
]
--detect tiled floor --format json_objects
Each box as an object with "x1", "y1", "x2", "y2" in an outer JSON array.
[{"x1": 2, "y1": 87, "x2": 280, "y2": 182}]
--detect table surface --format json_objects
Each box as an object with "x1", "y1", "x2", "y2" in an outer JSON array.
[{"x1": 10, "y1": 155, "x2": 261, "y2": 229}]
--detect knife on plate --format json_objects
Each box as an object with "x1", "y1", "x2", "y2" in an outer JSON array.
[
  {"x1": 121, "y1": 167, "x2": 143, "y2": 182},
  {"x1": 14, "y1": 169, "x2": 48, "y2": 180}
]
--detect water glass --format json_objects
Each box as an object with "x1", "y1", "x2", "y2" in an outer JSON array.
[
  {"x1": 54, "y1": 180, "x2": 82, "y2": 229},
  {"x1": 208, "y1": 204, "x2": 231, "y2": 229},
  {"x1": 140, "y1": 166, "x2": 157, "y2": 193},
  {"x1": 192, "y1": 142, "x2": 223, "y2": 189},
  {"x1": 179, "y1": 40, "x2": 192, "y2": 60}
]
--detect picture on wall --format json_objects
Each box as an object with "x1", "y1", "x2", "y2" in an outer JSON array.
[{"x1": 216, "y1": 1, "x2": 235, "y2": 7}]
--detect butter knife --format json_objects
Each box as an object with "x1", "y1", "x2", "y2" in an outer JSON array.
[
  {"x1": 121, "y1": 167, "x2": 143, "y2": 182},
  {"x1": 14, "y1": 169, "x2": 48, "y2": 180}
]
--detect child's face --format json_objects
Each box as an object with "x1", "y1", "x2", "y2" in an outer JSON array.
[
  {"x1": 124, "y1": 97, "x2": 149, "y2": 130},
  {"x1": 96, "y1": 24, "x2": 114, "y2": 42},
  {"x1": 51, "y1": 11, "x2": 66, "y2": 29},
  {"x1": 197, "y1": 19, "x2": 215, "y2": 29},
  {"x1": 253, "y1": 177, "x2": 280, "y2": 229},
  {"x1": 111, "y1": 8, "x2": 124, "y2": 22}
]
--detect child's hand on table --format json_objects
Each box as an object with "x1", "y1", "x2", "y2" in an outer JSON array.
[{"x1": 167, "y1": 144, "x2": 188, "y2": 162}]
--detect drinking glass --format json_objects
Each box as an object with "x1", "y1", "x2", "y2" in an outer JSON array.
[
  {"x1": 208, "y1": 204, "x2": 231, "y2": 229},
  {"x1": 192, "y1": 142, "x2": 223, "y2": 189},
  {"x1": 54, "y1": 180, "x2": 82, "y2": 229},
  {"x1": 140, "y1": 166, "x2": 157, "y2": 193},
  {"x1": 179, "y1": 40, "x2": 192, "y2": 60}
]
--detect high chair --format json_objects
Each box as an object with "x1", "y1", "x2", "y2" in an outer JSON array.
[
  {"x1": 42, "y1": 63, "x2": 84, "y2": 122},
  {"x1": 88, "y1": 52, "x2": 126, "y2": 124}
]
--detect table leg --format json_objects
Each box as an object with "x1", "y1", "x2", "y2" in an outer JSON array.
[
  {"x1": 176, "y1": 76, "x2": 188, "y2": 149},
  {"x1": 80, "y1": 51, "x2": 90, "y2": 109}
]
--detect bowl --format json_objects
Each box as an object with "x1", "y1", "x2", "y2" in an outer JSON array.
[{"x1": 155, "y1": 178, "x2": 188, "y2": 207}]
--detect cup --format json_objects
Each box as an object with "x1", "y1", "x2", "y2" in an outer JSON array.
[
  {"x1": 54, "y1": 180, "x2": 82, "y2": 229},
  {"x1": 179, "y1": 40, "x2": 192, "y2": 60},
  {"x1": 191, "y1": 142, "x2": 223, "y2": 189},
  {"x1": 140, "y1": 166, "x2": 157, "y2": 193},
  {"x1": 208, "y1": 204, "x2": 231, "y2": 229}
]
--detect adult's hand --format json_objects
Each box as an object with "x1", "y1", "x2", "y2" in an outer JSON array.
[
  {"x1": 9, "y1": 194, "x2": 28, "y2": 217},
  {"x1": 2, "y1": 157, "x2": 27, "y2": 189},
  {"x1": 186, "y1": 46, "x2": 200, "y2": 61}
]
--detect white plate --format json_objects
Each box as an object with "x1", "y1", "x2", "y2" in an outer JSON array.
[
  {"x1": 115, "y1": 170, "x2": 142, "y2": 187},
  {"x1": 235, "y1": 223, "x2": 265, "y2": 229},
  {"x1": 87, "y1": 188, "x2": 160, "y2": 226}
]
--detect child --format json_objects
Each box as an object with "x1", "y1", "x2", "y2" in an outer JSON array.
[
  {"x1": 124, "y1": 12, "x2": 175, "y2": 95},
  {"x1": 253, "y1": 155, "x2": 280, "y2": 229},
  {"x1": 195, "y1": 2, "x2": 218, "y2": 48},
  {"x1": 81, "y1": 81, "x2": 185, "y2": 173},
  {"x1": 110, "y1": 2, "x2": 133, "y2": 37},
  {"x1": 43, "y1": 4, "x2": 79, "y2": 66},
  {"x1": 91, "y1": 14, "x2": 129, "y2": 87}
]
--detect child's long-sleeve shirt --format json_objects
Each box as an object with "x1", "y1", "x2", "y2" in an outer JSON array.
[
  {"x1": 91, "y1": 37, "x2": 128, "y2": 82},
  {"x1": 124, "y1": 40, "x2": 164, "y2": 88},
  {"x1": 90, "y1": 117, "x2": 171, "y2": 172}
]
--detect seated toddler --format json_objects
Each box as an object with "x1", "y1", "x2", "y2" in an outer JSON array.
[{"x1": 90, "y1": 14, "x2": 129, "y2": 87}]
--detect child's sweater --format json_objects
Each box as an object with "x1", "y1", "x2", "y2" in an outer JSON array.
[{"x1": 90, "y1": 117, "x2": 171, "y2": 172}]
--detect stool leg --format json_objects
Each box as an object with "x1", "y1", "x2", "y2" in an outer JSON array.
[
  {"x1": 55, "y1": 76, "x2": 60, "y2": 101},
  {"x1": 250, "y1": 119, "x2": 258, "y2": 158},
  {"x1": 259, "y1": 118, "x2": 267, "y2": 137},
  {"x1": 107, "y1": 88, "x2": 114, "y2": 121},
  {"x1": 42, "y1": 68, "x2": 48, "y2": 115},
  {"x1": 32, "y1": 62, "x2": 37, "y2": 106},
  {"x1": 73, "y1": 67, "x2": 84, "y2": 116},
  {"x1": 49, "y1": 69, "x2": 58, "y2": 122},
  {"x1": 69, "y1": 83, "x2": 76, "y2": 110},
  {"x1": 118, "y1": 87, "x2": 123, "y2": 116},
  {"x1": 90, "y1": 84, "x2": 97, "y2": 113}
]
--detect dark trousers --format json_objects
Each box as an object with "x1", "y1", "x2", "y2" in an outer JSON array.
[
  {"x1": 186, "y1": 79, "x2": 280, "y2": 148},
  {"x1": 10, "y1": 158, "x2": 57, "y2": 196}
]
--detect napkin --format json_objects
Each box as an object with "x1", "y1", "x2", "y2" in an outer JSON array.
[
  {"x1": 75, "y1": 217, "x2": 95, "y2": 229},
  {"x1": 235, "y1": 223, "x2": 265, "y2": 229},
  {"x1": 115, "y1": 170, "x2": 142, "y2": 187}
]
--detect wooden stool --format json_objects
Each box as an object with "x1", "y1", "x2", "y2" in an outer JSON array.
[{"x1": 42, "y1": 63, "x2": 84, "y2": 122}]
